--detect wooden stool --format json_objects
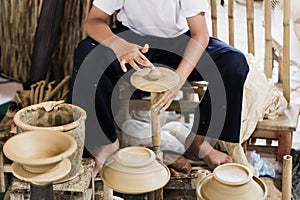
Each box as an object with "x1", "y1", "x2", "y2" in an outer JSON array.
[{"x1": 244, "y1": 103, "x2": 300, "y2": 162}]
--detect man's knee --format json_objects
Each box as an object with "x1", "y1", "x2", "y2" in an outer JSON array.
[{"x1": 223, "y1": 51, "x2": 249, "y2": 84}]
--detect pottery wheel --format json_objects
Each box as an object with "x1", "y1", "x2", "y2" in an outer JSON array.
[
  {"x1": 12, "y1": 158, "x2": 71, "y2": 185},
  {"x1": 130, "y1": 67, "x2": 180, "y2": 92}
]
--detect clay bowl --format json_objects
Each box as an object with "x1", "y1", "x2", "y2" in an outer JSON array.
[
  {"x1": 101, "y1": 146, "x2": 170, "y2": 194},
  {"x1": 3, "y1": 130, "x2": 77, "y2": 173},
  {"x1": 196, "y1": 163, "x2": 267, "y2": 200}
]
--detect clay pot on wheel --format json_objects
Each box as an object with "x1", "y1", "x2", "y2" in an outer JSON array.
[
  {"x1": 196, "y1": 163, "x2": 267, "y2": 200},
  {"x1": 101, "y1": 146, "x2": 170, "y2": 194}
]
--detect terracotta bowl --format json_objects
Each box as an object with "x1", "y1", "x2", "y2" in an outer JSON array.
[
  {"x1": 3, "y1": 130, "x2": 77, "y2": 173},
  {"x1": 196, "y1": 163, "x2": 267, "y2": 200},
  {"x1": 101, "y1": 146, "x2": 170, "y2": 194}
]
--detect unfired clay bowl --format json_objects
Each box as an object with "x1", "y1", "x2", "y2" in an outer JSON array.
[
  {"x1": 3, "y1": 130, "x2": 77, "y2": 173},
  {"x1": 12, "y1": 158, "x2": 72, "y2": 185},
  {"x1": 101, "y1": 146, "x2": 170, "y2": 194},
  {"x1": 130, "y1": 67, "x2": 180, "y2": 92},
  {"x1": 196, "y1": 163, "x2": 267, "y2": 200}
]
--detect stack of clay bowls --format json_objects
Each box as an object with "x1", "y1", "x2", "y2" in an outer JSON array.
[
  {"x1": 196, "y1": 163, "x2": 267, "y2": 200},
  {"x1": 3, "y1": 130, "x2": 77, "y2": 185},
  {"x1": 101, "y1": 146, "x2": 170, "y2": 194}
]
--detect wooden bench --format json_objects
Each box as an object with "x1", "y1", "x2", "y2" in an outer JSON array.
[{"x1": 243, "y1": 103, "x2": 300, "y2": 162}]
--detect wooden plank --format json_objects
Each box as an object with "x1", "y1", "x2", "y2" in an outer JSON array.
[
  {"x1": 256, "y1": 103, "x2": 300, "y2": 131},
  {"x1": 247, "y1": 145, "x2": 278, "y2": 155},
  {"x1": 251, "y1": 129, "x2": 279, "y2": 139},
  {"x1": 120, "y1": 100, "x2": 199, "y2": 113}
]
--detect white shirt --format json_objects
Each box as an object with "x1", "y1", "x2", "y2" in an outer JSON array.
[{"x1": 93, "y1": 0, "x2": 209, "y2": 38}]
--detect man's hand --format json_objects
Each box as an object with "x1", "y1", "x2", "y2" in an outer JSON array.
[
  {"x1": 151, "y1": 73, "x2": 186, "y2": 113},
  {"x1": 114, "y1": 43, "x2": 155, "y2": 72}
]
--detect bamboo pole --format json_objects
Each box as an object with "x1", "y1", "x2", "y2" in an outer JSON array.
[
  {"x1": 282, "y1": 0, "x2": 290, "y2": 103},
  {"x1": 228, "y1": 0, "x2": 234, "y2": 46},
  {"x1": 246, "y1": 0, "x2": 255, "y2": 55},
  {"x1": 210, "y1": 0, "x2": 218, "y2": 38},
  {"x1": 282, "y1": 155, "x2": 292, "y2": 200},
  {"x1": 264, "y1": 0, "x2": 273, "y2": 78}
]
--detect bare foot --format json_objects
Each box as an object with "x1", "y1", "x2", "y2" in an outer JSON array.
[
  {"x1": 202, "y1": 149, "x2": 232, "y2": 169},
  {"x1": 185, "y1": 133, "x2": 232, "y2": 170},
  {"x1": 164, "y1": 153, "x2": 192, "y2": 175},
  {"x1": 92, "y1": 139, "x2": 120, "y2": 177}
]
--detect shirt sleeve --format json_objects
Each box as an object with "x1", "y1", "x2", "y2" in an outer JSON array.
[
  {"x1": 180, "y1": 0, "x2": 210, "y2": 18},
  {"x1": 93, "y1": 0, "x2": 124, "y2": 15}
]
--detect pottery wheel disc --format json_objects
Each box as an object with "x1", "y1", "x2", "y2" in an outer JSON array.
[
  {"x1": 130, "y1": 67, "x2": 180, "y2": 92},
  {"x1": 11, "y1": 158, "x2": 71, "y2": 185}
]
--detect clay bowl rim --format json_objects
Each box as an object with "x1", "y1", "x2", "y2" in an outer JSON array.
[
  {"x1": 196, "y1": 174, "x2": 268, "y2": 200},
  {"x1": 103, "y1": 158, "x2": 165, "y2": 174},
  {"x1": 101, "y1": 160, "x2": 171, "y2": 194},
  {"x1": 3, "y1": 130, "x2": 77, "y2": 166},
  {"x1": 114, "y1": 146, "x2": 156, "y2": 168},
  {"x1": 213, "y1": 163, "x2": 252, "y2": 186},
  {"x1": 11, "y1": 158, "x2": 72, "y2": 185},
  {"x1": 13, "y1": 101, "x2": 87, "y2": 132}
]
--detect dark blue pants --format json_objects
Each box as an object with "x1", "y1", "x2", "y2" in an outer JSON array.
[{"x1": 70, "y1": 22, "x2": 249, "y2": 146}]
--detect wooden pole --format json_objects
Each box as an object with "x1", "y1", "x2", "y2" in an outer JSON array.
[
  {"x1": 0, "y1": 149, "x2": 5, "y2": 193},
  {"x1": 228, "y1": 0, "x2": 235, "y2": 47},
  {"x1": 246, "y1": 0, "x2": 255, "y2": 55},
  {"x1": 211, "y1": 0, "x2": 218, "y2": 38},
  {"x1": 147, "y1": 188, "x2": 163, "y2": 200},
  {"x1": 264, "y1": 0, "x2": 273, "y2": 78},
  {"x1": 103, "y1": 183, "x2": 113, "y2": 200},
  {"x1": 282, "y1": 0, "x2": 291, "y2": 102},
  {"x1": 282, "y1": 155, "x2": 292, "y2": 200},
  {"x1": 150, "y1": 92, "x2": 162, "y2": 160}
]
